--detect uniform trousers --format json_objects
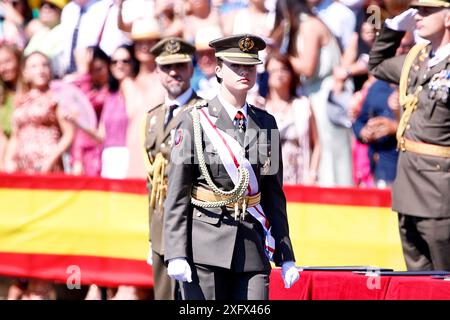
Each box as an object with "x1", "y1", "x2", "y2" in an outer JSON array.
[
  {"x1": 398, "y1": 213, "x2": 450, "y2": 271},
  {"x1": 152, "y1": 251, "x2": 177, "y2": 300},
  {"x1": 180, "y1": 263, "x2": 270, "y2": 300}
]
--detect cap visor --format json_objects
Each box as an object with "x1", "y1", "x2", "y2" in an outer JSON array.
[
  {"x1": 221, "y1": 56, "x2": 263, "y2": 65},
  {"x1": 156, "y1": 57, "x2": 192, "y2": 65},
  {"x1": 410, "y1": 1, "x2": 449, "y2": 7}
]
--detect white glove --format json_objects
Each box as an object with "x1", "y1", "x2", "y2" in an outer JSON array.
[
  {"x1": 281, "y1": 261, "x2": 299, "y2": 289},
  {"x1": 385, "y1": 8, "x2": 418, "y2": 32},
  {"x1": 146, "y1": 242, "x2": 153, "y2": 265},
  {"x1": 167, "y1": 258, "x2": 192, "y2": 283}
]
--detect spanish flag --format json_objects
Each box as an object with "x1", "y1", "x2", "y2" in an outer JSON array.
[
  {"x1": 0, "y1": 174, "x2": 406, "y2": 288},
  {"x1": 0, "y1": 173, "x2": 152, "y2": 287}
]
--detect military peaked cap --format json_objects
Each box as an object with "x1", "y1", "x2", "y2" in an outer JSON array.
[
  {"x1": 209, "y1": 34, "x2": 266, "y2": 65},
  {"x1": 411, "y1": 0, "x2": 450, "y2": 7},
  {"x1": 150, "y1": 37, "x2": 196, "y2": 65}
]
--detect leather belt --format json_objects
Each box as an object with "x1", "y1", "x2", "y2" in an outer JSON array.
[
  {"x1": 191, "y1": 186, "x2": 261, "y2": 208},
  {"x1": 401, "y1": 138, "x2": 450, "y2": 158}
]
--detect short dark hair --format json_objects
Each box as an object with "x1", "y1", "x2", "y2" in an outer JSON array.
[{"x1": 215, "y1": 58, "x2": 222, "y2": 84}]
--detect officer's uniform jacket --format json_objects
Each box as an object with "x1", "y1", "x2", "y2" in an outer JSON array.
[
  {"x1": 369, "y1": 24, "x2": 450, "y2": 218},
  {"x1": 163, "y1": 97, "x2": 296, "y2": 272},
  {"x1": 145, "y1": 91, "x2": 203, "y2": 255}
]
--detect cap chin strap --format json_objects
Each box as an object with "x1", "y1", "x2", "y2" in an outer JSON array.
[
  {"x1": 215, "y1": 52, "x2": 259, "y2": 59},
  {"x1": 155, "y1": 54, "x2": 191, "y2": 65}
]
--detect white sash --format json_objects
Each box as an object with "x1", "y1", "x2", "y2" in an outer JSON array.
[{"x1": 197, "y1": 108, "x2": 275, "y2": 261}]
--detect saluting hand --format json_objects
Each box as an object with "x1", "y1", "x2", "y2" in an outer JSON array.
[{"x1": 385, "y1": 8, "x2": 418, "y2": 32}]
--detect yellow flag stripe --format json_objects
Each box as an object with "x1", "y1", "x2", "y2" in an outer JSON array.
[{"x1": 0, "y1": 188, "x2": 149, "y2": 260}]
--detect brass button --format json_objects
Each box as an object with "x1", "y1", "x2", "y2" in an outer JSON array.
[
  {"x1": 196, "y1": 212, "x2": 202, "y2": 217},
  {"x1": 436, "y1": 164, "x2": 441, "y2": 170},
  {"x1": 161, "y1": 143, "x2": 166, "y2": 148},
  {"x1": 406, "y1": 124, "x2": 411, "y2": 130}
]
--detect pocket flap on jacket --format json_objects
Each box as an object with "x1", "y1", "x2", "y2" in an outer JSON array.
[
  {"x1": 192, "y1": 207, "x2": 223, "y2": 225},
  {"x1": 414, "y1": 154, "x2": 449, "y2": 172}
]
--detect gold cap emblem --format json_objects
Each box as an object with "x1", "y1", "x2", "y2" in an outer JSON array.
[
  {"x1": 239, "y1": 37, "x2": 254, "y2": 52},
  {"x1": 165, "y1": 40, "x2": 181, "y2": 54}
]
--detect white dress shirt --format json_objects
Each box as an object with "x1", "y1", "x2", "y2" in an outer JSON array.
[
  {"x1": 60, "y1": 0, "x2": 99, "y2": 73},
  {"x1": 82, "y1": 0, "x2": 132, "y2": 56},
  {"x1": 218, "y1": 93, "x2": 248, "y2": 123},
  {"x1": 60, "y1": 0, "x2": 131, "y2": 73},
  {"x1": 429, "y1": 43, "x2": 450, "y2": 68}
]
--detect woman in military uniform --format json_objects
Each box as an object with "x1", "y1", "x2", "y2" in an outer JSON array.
[{"x1": 163, "y1": 34, "x2": 299, "y2": 300}]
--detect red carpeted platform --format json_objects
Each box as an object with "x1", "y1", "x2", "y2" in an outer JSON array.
[{"x1": 269, "y1": 269, "x2": 450, "y2": 300}]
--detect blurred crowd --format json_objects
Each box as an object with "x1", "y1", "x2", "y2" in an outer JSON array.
[{"x1": 0, "y1": 0, "x2": 416, "y2": 299}]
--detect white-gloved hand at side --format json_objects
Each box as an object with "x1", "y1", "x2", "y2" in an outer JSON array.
[
  {"x1": 281, "y1": 261, "x2": 300, "y2": 289},
  {"x1": 167, "y1": 258, "x2": 192, "y2": 283},
  {"x1": 146, "y1": 242, "x2": 153, "y2": 265},
  {"x1": 385, "y1": 8, "x2": 418, "y2": 31}
]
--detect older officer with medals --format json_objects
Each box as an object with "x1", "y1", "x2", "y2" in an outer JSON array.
[
  {"x1": 369, "y1": 0, "x2": 450, "y2": 271},
  {"x1": 142, "y1": 37, "x2": 203, "y2": 299},
  {"x1": 163, "y1": 34, "x2": 299, "y2": 300}
]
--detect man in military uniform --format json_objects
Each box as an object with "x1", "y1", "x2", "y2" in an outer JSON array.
[
  {"x1": 369, "y1": 1, "x2": 450, "y2": 271},
  {"x1": 143, "y1": 37, "x2": 203, "y2": 299},
  {"x1": 163, "y1": 34, "x2": 300, "y2": 300}
]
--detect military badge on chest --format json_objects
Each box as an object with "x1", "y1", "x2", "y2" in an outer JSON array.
[
  {"x1": 262, "y1": 158, "x2": 271, "y2": 175},
  {"x1": 148, "y1": 116, "x2": 157, "y2": 134},
  {"x1": 428, "y1": 70, "x2": 450, "y2": 103},
  {"x1": 174, "y1": 128, "x2": 183, "y2": 146}
]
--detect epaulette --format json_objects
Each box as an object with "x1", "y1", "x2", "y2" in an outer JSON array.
[
  {"x1": 147, "y1": 103, "x2": 164, "y2": 115},
  {"x1": 191, "y1": 99, "x2": 208, "y2": 110},
  {"x1": 187, "y1": 99, "x2": 208, "y2": 114},
  {"x1": 248, "y1": 103, "x2": 269, "y2": 116}
]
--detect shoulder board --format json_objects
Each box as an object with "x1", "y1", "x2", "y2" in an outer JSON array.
[
  {"x1": 248, "y1": 103, "x2": 269, "y2": 115},
  {"x1": 189, "y1": 99, "x2": 208, "y2": 111},
  {"x1": 147, "y1": 103, "x2": 164, "y2": 115}
]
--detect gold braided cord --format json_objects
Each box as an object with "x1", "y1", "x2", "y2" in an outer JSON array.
[
  {"x1": 190, "y1": 104, "x2": 250, "y2": 209},
  {"x1": 149, "y1": 153, "x2": 166, "y2": 208},
  {"x1": 140, "y1": 115, "x2": 153, "y2": 180},
  {"x1": 396, "y1": 43, "x2": 427, "y2": 149},
  {"x1": 399, "y1": 43, "x2": 427, "y2": 106},
  {"x1": 141, "y1": 112, "x2": 167, "y2": 208}
]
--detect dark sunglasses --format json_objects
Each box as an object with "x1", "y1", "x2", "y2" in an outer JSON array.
[{"x1": 111, "y1": 59, "x2": 132, "y2": 65}]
